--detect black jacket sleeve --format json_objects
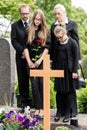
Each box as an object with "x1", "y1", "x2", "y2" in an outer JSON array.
[
  {"x1": 67, "y1": 38, "x2": 79, "y2": 73},
  {"x1": 67, "y1": 19, "x2": 81, "y2": 60},
  {"x1": 11, "y1": 20, "x2": 28, "y2": 55}
]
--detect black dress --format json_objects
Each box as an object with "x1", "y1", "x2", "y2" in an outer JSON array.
[
  {"x1": 52, "y1": 37, "x2": 78, "y2": 93},
  {"x1": 52, "y1": 37, "x2": 78, "y2": 116},
  {"x1": 27, "y1": 29, "x2": 50, "y2": 62},
  {"x1": 26, "y1": 29, "x2": 50, "y2": 109}
]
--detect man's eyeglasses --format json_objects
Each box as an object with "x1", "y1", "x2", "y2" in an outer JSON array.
[{"x1": 20, "y1": 13, "x2": 29, "y2": 15}]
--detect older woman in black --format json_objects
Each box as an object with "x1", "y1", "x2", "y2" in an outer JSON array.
[
  {"x1": 24, "y1": 9, "x2": 50, "y2": 119},
  {"x1": 52, "y1": 26, "x2": 78, "y2": 122}
]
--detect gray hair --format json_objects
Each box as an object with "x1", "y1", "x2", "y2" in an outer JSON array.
[{"x1": 54, "y1": 4, "x2": 66, "y2": 12}]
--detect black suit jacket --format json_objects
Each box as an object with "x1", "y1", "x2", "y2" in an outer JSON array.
[
  {"x1": 11, "y1": 19, "x2": 31, "y2": 56},
  {"x1": 50, "y1": 18, "x2": 81, "y2": 60}
]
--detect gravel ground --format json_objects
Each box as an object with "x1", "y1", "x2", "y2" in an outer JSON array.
[{"x1": 50, "y1": 109, "x2": 87, "y2": 130}]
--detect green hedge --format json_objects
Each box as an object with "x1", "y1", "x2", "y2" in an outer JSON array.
[
  {"x1": 55, "y1": 126, "x2": 70, "y2": 130},
  {"x1": 50, "y1": 78, "x2": 56, "y2": 108},
  {"x1": 81, "y1": 55, "x2": 87, "y2": 78},
  {"x1": 77, "y1": 87, "x2": 87, "y2": 113}
]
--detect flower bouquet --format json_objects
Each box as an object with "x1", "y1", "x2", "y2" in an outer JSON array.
[{"x1": 0, "y1": 106, "x2": 44, "y2": 130}]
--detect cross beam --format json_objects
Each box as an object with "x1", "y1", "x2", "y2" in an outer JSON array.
[{"x1": 30, "y1": 54, "x2": 64, "y2": 130}]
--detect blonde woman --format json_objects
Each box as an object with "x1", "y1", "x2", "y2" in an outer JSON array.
[
  {"x1": 24, "y1": 9, "x2": 50, "y2": 119},
  {"x1": 52, "y1": 25, "x2": 78, "y2": 122}
]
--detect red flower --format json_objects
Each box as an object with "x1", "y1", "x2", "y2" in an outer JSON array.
[{"x1": 36, "y1": 39, "x2": 42, "y2": 44}]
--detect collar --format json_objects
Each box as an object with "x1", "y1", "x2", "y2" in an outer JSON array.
[
  {"x1": 22, "y1": 19, "x2": 29, "y2": 24},
  {"x1": 54, "y1": 17, "x2": 68, "y2": 25}
]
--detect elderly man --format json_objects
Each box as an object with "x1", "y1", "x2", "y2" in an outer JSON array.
[{"x1": 50, "y1": 3, "x2": 81, "y2": 62}]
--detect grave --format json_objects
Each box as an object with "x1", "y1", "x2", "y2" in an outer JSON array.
[{"x1": 0, "y1": 38, "x2": 15, "y2": 105}]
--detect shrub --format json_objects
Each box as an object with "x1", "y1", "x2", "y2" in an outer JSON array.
[
  {"x1": 14, "y1": 81, "x2": 34, "y2": 108},
  {"x1": 77, "y1": 88, "x2": 87, "y2": 113},
  {"x1": 50, "y1": 78, "x2": 56, "y2": 108},
  {"x1": 55, "y1": 126, "x2": 70, "y2": 130},
  {"x1": 14, "y1": 82, "x2": 19, "y2": 95},
  {"x1": 81, "y1": 55, "x2": 87, "y2": 78}
]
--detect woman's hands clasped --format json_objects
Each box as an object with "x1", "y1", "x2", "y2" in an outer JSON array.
[
  {"x1": 28, "y1": 59, "x2": 42, "y2": 69},
  {"x1": 34, "y1": 59, "x2": 42, "y2": 68}
]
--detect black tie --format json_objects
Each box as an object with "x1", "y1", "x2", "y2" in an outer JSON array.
[{"x1": 24, "y1": 22, "x2": 28, "y2": 28}]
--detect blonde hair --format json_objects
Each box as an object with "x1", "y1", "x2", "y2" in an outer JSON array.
[
  {"x1": 54, "y1": 25, "x2": 66, "y2": 36},
  {"x1": 27, "y1": 9, "x2": 48, "y2": 46}
]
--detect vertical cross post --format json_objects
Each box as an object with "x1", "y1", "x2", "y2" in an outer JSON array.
[{"x1": 30, "y1": 54, "x2": 64, "y2": 130}]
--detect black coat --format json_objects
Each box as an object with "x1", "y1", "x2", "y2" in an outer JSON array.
[
  {"x1": 52, "y1": 37, "x2": 78, "y2": 92},
  {"x1": 11, "y1": 19, "x2": 31, "y2": 56},
  {"x1": 50, "y1": 18, "x2": 81, "y2": 60},
  {"x1": 52, "y1": 37, "x2": 78, "y2": 73}
]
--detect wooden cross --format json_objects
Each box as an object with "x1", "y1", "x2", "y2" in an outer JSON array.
[{"x1": 30, "y1": 54, "x2": 64, "y2": 130}]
